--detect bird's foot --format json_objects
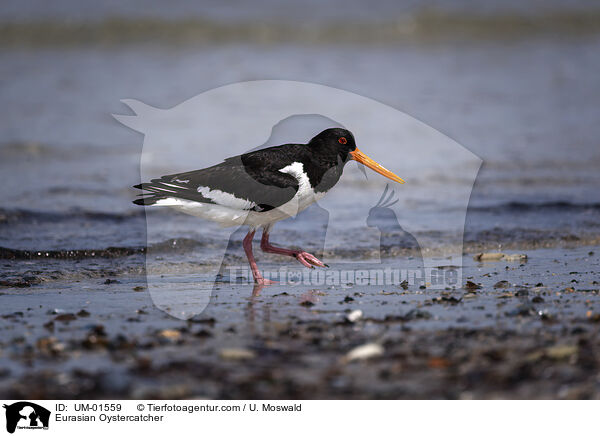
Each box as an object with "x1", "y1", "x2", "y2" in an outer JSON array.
[
  {"x1": 259, "y1": 233, "x2": 328, "y2": 269},
  {"x1": 294, "y1": 251, "x2": 328, "y2": 269}
]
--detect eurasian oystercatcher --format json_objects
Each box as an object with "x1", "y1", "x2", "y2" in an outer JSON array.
[{"x1": 133, "y1": 128, "x2": 404, "y2": 284}]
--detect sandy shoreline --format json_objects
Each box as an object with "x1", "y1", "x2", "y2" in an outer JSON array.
[{"x1": 1, "y1": 245, "x2": 598, "y2": 399}]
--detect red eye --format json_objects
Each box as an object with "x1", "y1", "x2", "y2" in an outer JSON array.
[{"x1": 338, "y1": 137, "x2": 347, "y2": 145}]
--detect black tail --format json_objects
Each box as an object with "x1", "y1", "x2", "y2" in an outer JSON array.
[
  {"x1": 132, "y1": 178, "x2": 215, "y2": 207},
  {"x1": 132, "y1": 184, "x2": 164, "y2": 206},
  {"x1": 133, "y1": 197, "x2": 162, "y2": 206}
]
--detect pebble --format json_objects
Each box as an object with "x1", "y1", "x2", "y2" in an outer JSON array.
[
  {"x1": 473, "y1": 253, "x2": 528, "y2": 262},
  {"x1": 545, "y1": 345, "x2": 578, "y2": 360},
  {"x1": 158, "y1": 329, "x2": 181, "y2": 341},
  {"x1": 345, "y1": 310, "x2": 363, "y2": 323},
  {"x1": 537, "y1": 309, "x2": 555, "y2": 321},
  {"x1": 219, "y1": 348, "x2": 256, "y2": 360},
  {"x1": 504, "y1": 254, "x2": 528, "y2": 262},
  {"x1": 36, "y1": 337, "x2": 65, "y2": 354},
  {"x1": 433, "y1": 296, "x2": 461, "y2": 304},
  {"x1": 465, "y1": 281, "x2": 482, "y2": 291},
  {"x1": 506, "y1": 303, "x2": 535, "y2": 317},
  {"x1": 344, "y1": 343, "x2": 384, "y2": 362},
  {"x1": 474, "y1": 252, "x2": 505, "y2": 261}
]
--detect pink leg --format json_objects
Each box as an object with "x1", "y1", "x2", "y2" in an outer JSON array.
[
  {"x1": 243, "y1": 230, "x2": 275, "y2": 285},
  {"x1": 260, "y1": 230, "x2": 328, "y2": 269}
]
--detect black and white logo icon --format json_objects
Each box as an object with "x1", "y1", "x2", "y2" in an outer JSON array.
[{"x1": 3, "y1": 402, "x2": 50, "y2": 434}]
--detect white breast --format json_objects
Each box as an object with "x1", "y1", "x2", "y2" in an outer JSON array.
[{"x1": 279, "y1": 161, "x2": 314, "y2": 202}]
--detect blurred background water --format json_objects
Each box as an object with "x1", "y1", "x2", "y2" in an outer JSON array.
[{"x1": 1, "y1": 0, "x2": 599, "y2": 252}]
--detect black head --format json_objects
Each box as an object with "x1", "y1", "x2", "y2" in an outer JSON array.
[
  {"x1": 307, "y1": 127, "x2": 405, "y2": 185},
  {"x1": 308, "y1": 128, "x2": 357, "y2": 162}
]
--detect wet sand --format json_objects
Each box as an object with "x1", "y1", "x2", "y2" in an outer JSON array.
[{"x1": 1, "y1": 245, "x2": 598, "y2": 399}]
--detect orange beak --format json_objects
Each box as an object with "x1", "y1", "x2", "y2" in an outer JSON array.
[{"x1": 349, "y1": 148, "x2": 405, "y2": 184}]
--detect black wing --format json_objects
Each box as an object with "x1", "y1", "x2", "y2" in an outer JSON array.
[{"x1": 134, "y1": 146, "x2": 303, "y2": 212}]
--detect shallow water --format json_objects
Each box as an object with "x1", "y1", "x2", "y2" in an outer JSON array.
[{"x1": 1, "y1": 35, "x2": 600, "y2": 254}]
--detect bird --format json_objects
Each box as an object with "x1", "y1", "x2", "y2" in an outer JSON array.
[{"x1": 133, "y1": 127, "x2": 404, "y2": 285}]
